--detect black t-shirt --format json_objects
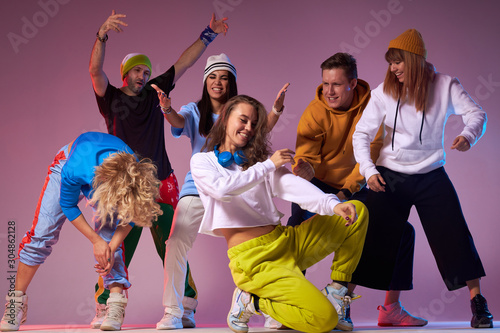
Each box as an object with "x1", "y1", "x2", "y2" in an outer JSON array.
[{"x1": 95, "y1": 66, "x2": 176, "y2": 180}]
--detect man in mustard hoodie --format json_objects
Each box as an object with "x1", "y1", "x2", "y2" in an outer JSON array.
[
  {"x1": 286, "y1": 53, "x2": 426, "y2": 330},
  {"x1": 290, "y1": 53, "x2": 380, "y2": 204}
]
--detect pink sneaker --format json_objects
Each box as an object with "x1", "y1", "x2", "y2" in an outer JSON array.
[{"x1": 378, "y1": 301, "x2": 428, "y2": 327}]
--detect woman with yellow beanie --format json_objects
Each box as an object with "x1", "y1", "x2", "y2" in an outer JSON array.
[{"x1": 351, "y1": 29, "x2": 493, "y2": 328}]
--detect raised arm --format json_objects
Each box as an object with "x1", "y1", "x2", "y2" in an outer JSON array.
[
  {"x1": 173, "y1": 13, "x2": 228, "y2": 83},
  {"x1": 267, "y1": 83, "x2": 290, "y2": 131},
  {"x1": 89, "y1": 10, "x2": 128, "y2": 97}
]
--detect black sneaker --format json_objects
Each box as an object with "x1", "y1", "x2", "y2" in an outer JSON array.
[{"x1": 471, "y1": 294, "x2": 493, "y2": 328}]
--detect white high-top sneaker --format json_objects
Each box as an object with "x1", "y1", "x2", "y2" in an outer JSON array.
[
  {"x1": 100, "y1": 293, "x2": 127, "y2": 331},
  {"x1": 90, "y1": 303, "x2": 106, "y2": 329},
  {"x1": 0, "y1": 291, "x2": 28, "y2": 332},
  {"x1": 156, "y1": 312, "x2": 182, "y2": 330}
]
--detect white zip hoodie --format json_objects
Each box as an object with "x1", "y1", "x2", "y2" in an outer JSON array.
[{"x1": 353, "y1": 72, "x2": 486, "y2": 180}]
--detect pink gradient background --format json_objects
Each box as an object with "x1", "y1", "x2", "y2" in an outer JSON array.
[{"x1": 1, "y1": 0, "x2": 499, "y2": 327}]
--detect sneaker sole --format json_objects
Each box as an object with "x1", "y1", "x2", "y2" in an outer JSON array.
[
  {"x1": 471, "y1": 319, "x2": 494, "y2": 329},
  {"x1": 0, "y1": 316, "x2": 26, "y2": 331},
  {"x1": 90, "y1": 322, "x2": 103, "y2": 329},
  {"x1": 335, "y1": 322, "x2": 353, "y2": 331},
  {"x1": 226, "y1": 317, "x2": 249, "y2": 333},
  {"x1": 156, "y1": 323, "x2": 183, "y2": 330},
  {"x1": 474, "y1": 324, "x2": 494, "y2": 329},
  {"x1": 100, "y1": 327, "x2": 120, "y2": 331},
  {"x1": 100, "y1": 324, "x2": 121, "y2": 331},
  {"x1": 378, "y1": 322, "x2": 428, "y2": 327}
]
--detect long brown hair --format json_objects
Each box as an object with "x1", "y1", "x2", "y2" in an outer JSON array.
[
  {"x1": 202, "y1": 95, "x2": 270, "y2": 170},
  {"x1": 383, "y1": 48, "x2": 435, "y2": 111}
]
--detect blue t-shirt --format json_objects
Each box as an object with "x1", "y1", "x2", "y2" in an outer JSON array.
[
  {"x1": 171, "y1": 102, "x2": 218, "y2": 198},
  {"x1": 60, "y1": 131, "x2": 135, "y2": 221}
]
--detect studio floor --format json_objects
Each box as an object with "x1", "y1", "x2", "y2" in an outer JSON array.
[{"x1": 13, "y1": 322, "x2": 500, "y2": 332}]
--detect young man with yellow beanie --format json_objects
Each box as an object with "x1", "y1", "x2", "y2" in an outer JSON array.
[
  {"x1": 351, "y1": 28, "x2": 493, "y2": 328},
  {"x1": 88, "y1": 10, "x2": 228, "y2": 329},
  {"x1": 286, "y1": 52, "x2": 427, "y2": 330}
]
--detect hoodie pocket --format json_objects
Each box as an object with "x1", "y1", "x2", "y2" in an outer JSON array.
[{"x1": 394, "y1": 148, "x2": 444, "y2": 166}]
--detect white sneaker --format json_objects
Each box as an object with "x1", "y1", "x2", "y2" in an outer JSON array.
[
  {"x1": 321, "y1": 284, "x2": 353, "y2": 331},
  {"x1": 227, "y1": 288, "x2": 257, "y2": 333},
  {"x1": 263, "y1": 313, "x2": 283, "y2": 329},
  {"x1": 90, "y1": 303, "x2": 106, "y2": 329},
  {"x1": 100, "y1": 293, "x2": 127, "y2": 331},
  {"x1": 378, "y1": 301, "x2": 427, "y2": 327},
  {"x1": 0, "y1": 291, "x2": 27, "y2": 332},
  {"x1": 156, "y1": 312, "x2": 182, "y2": 330},
  {"x1": 181, "y1": 297, "x2": 198, "y2": 328}
]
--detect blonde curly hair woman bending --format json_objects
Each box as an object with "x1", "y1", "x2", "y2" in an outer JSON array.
[{"x1": 1, "y1": 132, "x2": 162, "y2": 332}]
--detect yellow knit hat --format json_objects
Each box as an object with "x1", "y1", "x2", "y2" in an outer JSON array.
[
  {"x1": 388, "y1": 29, "x2": 427, "y2": 58},
  {"x1": 120, "y1": 53, "x2": 152, "y2": 80}
]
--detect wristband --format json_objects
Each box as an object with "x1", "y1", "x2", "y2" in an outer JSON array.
[
  {"x1": 160, "y1": 106, "x2": 172, "y2": 115},
  {"x1": 96, "y1": 32, "x2": 108, "y2": 43},
  {"x1": 340, "y1": 189, "x2": 352, "y2": 199},
  {"x1": 199, "y1": 26, "x2": 217, "y2": 46},
  {"x1": 272, "y1": 105, "x2": 284, "y2": 116}
]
